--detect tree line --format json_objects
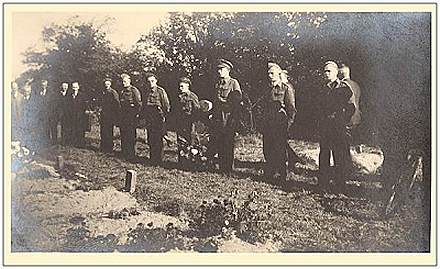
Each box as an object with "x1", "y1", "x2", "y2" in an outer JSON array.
[{"x1": 18, "y1": 12, "x2": 431, "y2": 148}]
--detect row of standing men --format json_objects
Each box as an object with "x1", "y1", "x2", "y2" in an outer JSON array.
[
  {"x1": 11, "y1": 59, "x2": 361, "y2": 189},
  {"x1": 12, "y1": 80, "x2": 89, "y2": 149}
]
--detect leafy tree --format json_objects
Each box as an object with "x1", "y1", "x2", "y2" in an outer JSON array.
[
  {"x1": 18, "y1": 12, "x2": 430, "y2": 150},
  {"x1": 131, "y1": 12, "x2": 325, "y2": 133},
  {"x1": 299, "y1": 12, "x2": 431, "y2": 145},
  {"x1": 20, "y1": 16, "x2": 123, "y2": 98}
]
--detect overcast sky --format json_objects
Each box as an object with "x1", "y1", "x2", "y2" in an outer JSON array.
[{"x1": 11, "y1": 12, "x2": 169, "y2": 79}]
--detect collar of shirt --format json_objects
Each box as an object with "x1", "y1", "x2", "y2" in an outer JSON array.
[
  {"x1": 271, "y1": 80, "x2": 283, "y2": 89},
  {"x1": 219, "y1": 77, "x2": 231, "y2": 85},
  {"x1": 326, "y1": 79, "x2": 341, "y2": 89},
  {"x1": 179, "y1": 91, "x2": 190, "y2": 97},
  {"x1": 122, "y1": 85, "x2": 132, "y2": 92},
  {"x1": 148, "y1": 86, "x2": 158, "y2": 93},
  {"x1": 40, "y1": 89, "x2": 47, "y2": 96},
  {"x1": 24, "y1": 96, "x2": 30, "y2": 100}
]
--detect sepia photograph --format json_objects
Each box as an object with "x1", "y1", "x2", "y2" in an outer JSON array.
[{"x1": 3, "y1": 2, "x2": 436, "y2": 266}]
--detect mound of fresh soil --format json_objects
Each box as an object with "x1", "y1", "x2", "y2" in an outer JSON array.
[{"x1": 10, "y1": 127, "x2": 430, "y2": 252}]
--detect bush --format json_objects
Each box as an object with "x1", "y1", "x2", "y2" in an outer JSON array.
[{"x1": 190, "y1": 190, "x2": 279, "y2": 244}]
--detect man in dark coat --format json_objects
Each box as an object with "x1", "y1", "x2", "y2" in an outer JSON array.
[
  {"x1": 175, "y1": 77, "x2": 200, "y2": 168},
  {"x1": 317, "y1": 61, "x2": 355, "y2": 191},
  {"x1": 141, "y1": 72, "x2": 170, "y2": 166},
  {"x1": 262, "y1": 63, "x2": 296, "y2": 182},
  {"x1": 207, "y1": 59, "x2": 242, "y2": 174},
  {"x1": 33, "y1": 79, "x2": 53, "y2": 149},
  {"x1": 119, "y1": 73, "x2": 142, "y2": 160},
  {"x1": 66, "y1": 82, "x2": 88, "y2": 148},
  {"x1": 99, "y1": 78, "x2": 120, "y2": 153},
  {"x1": 50, "y1": 82, "x2": 70, "y2": 145}
]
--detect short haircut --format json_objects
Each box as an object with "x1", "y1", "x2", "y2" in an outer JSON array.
[
  {"x1": 121, "y1": 73, "x2": 131, "y2": 80},
  {"x1": 324, "y1": 61, "x2": 338, "y2": 70},
  {"x1": 268, "y1": 62, "x2": 282, "y2": 72}
]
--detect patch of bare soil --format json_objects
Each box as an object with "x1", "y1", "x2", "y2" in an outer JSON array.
[{"x1": 11, "y1": 126, "x2": 430, "y2": 252}]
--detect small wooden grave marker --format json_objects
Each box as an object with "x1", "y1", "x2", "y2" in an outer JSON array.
[
  {"x1": 125, "y1": 170, "x2": 137, "y2": 194},
  {"x1": 56, "y1": 156, "x2": 64, "y2": 170}
]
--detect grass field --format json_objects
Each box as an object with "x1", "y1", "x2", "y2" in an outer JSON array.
[{"x1": 11, "y1": 120, "x2": 430, "y2": 252}]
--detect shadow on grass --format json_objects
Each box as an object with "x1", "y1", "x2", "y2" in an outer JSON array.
[{"x1": 46, "y1": 141, "x2": 385, "y2": 203}]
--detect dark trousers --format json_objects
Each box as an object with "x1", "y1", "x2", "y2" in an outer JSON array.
[
  {"x1": 351, "y1": 123, "x2": 362, "y2": 146},
  {"x1": 147, "y1": 120, "x2": 165, "y2": 165},
  {"x1": 287, "y1": 141, "x2": 302, "y2": 165},
  {"x1": 100, "y1": 118, "x2": 115, "y2": 153},
  {"x1": 263, "y1": 115, "x2": 288, "y2": 180},
  {"x1": 49, "y1": 117, "x2": 60, "y2": 145},
  {"x1": 20, "y1": 120, "x2": 37, "y2": 152},
  {"x1": 208, "y1": 127, "x2": 235, "y2": 173},
  {"x1": 68, "y1": 119, "x2": 86, "y2": 148},
  {"x1": 120, "y1": 112, "x2": 137, "y2": 160},
  {"x1": 60, "y1": 118, "x2": 68, "y2": 145},
  {"x1": 71, "y1": 129, "x2": 86, "y2": 148},
  {"x1": 318, "y1": 122, "x2": 352, "y2": 186},
  {"x1": 36, "y1": 118, "x2": 51, "y2": 150},
  {"x1": 64, "y1": 115, "x2": 86, "y2": 148}
]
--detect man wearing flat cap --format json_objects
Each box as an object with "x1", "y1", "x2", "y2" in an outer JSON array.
[
  {"x1": 175, "y1": 77, "x2": 200, "y2": 168},
  {"x1": 98, "y1": 78, "x2": 121, "y2": 153},
  {"x1": 119, "y1": 73, "x2": 142, "y2": 160},
  {"x1": 208, "y1": 58, "x2": 242, "y2": 174},
  {"x1": 262, "y1": 63, "x2": 296, "y2": 182},
  {"x1": 317, "y1": 61, "x2": 355, "y2": 191},
  {"x1": 140, "y1": 71, "x2": 170, "y2": 165}
]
